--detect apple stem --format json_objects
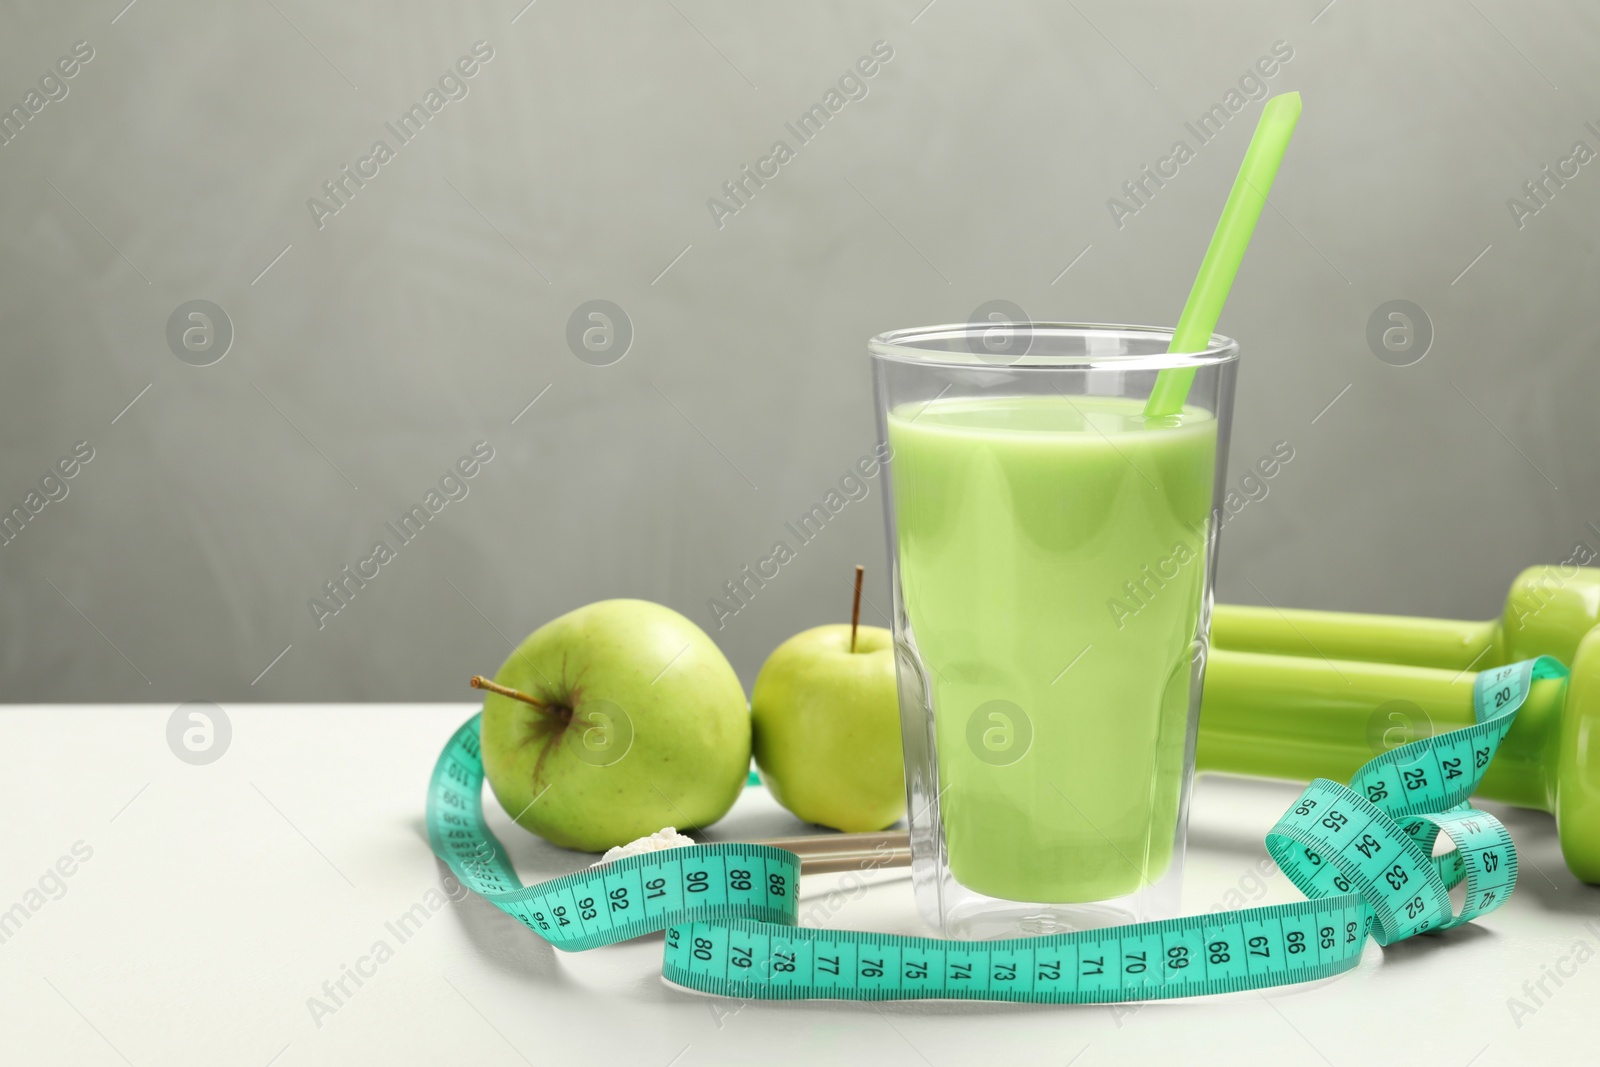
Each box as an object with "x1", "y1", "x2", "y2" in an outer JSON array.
[
  {"x1": 470, "y1": 675, "x2": 545, "y2": 709},
  {"x1": 850, "y1": 564, "x2": 864, "y2": 653}
]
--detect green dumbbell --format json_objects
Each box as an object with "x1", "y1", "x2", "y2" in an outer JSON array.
[
  {"x1": 1196, "y1": 628, "x2": 1600, "y2": 882},
  {"x1": 1213, "y1": 565, "x2": 1600, "y2": 670}
]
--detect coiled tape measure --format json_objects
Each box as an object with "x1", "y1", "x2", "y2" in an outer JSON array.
[{"x1": 426, "y1": 657, "x2": 1562, "y2": 1002}]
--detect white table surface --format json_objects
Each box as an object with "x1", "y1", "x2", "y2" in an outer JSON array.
[{"x1": 2, "y1": 704, "x2": 1596, "y2": 1066}]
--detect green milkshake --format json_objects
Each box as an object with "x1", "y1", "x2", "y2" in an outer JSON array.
[{"x1": 888, "y1": 394, "x2": 1217, "y2": 903}]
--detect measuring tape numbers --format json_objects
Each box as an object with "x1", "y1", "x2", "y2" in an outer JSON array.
[{"x1": 426, "y1": 657, "x2": 1564, "y2": 1001}]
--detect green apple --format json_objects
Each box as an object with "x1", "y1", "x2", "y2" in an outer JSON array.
[
  {"x1": 751, "y1": 624, "x2": 905, "y2": 832},
  {"x1": 480, "y1": 599, "x2": 750, "y2": 852}
]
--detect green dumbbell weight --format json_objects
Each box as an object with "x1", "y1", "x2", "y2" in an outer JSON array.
[
  {"x1": 1196, "y1": 627, "x2": 1600, "y2": 882},
  {"x1": 1213, "y1": 565, "x2": 1600, "y2": 670}
]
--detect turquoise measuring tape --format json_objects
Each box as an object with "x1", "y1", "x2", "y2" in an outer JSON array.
[{"x1": 426, "y1": 657, "x2": 1563, "y2": 1001}]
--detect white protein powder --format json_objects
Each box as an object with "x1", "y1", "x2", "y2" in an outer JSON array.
[{"x1": 591, "y1": 827, "x2": 697, "y2": 866}]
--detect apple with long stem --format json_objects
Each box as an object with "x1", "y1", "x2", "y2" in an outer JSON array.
[{"x1": 751, "y1": 566, "x2": 905, "y2": 832}]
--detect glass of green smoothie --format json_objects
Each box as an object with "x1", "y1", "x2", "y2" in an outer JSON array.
[{"x1": 871, "y1": 322, "x2": 1238, "y2": 939}]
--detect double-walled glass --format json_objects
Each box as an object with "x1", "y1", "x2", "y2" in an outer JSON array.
[{"x1": 871, "y1": 323, "x2": 1238, "y2": 939}]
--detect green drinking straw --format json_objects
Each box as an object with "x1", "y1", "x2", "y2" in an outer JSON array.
[{"x1": 1144, "y1": 91, "x2": 1302, "y2": 418}]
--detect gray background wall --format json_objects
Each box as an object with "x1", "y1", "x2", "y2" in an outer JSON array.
[{"x1": 1, "y1": 0, "x2": 1595, "y2": 703}]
